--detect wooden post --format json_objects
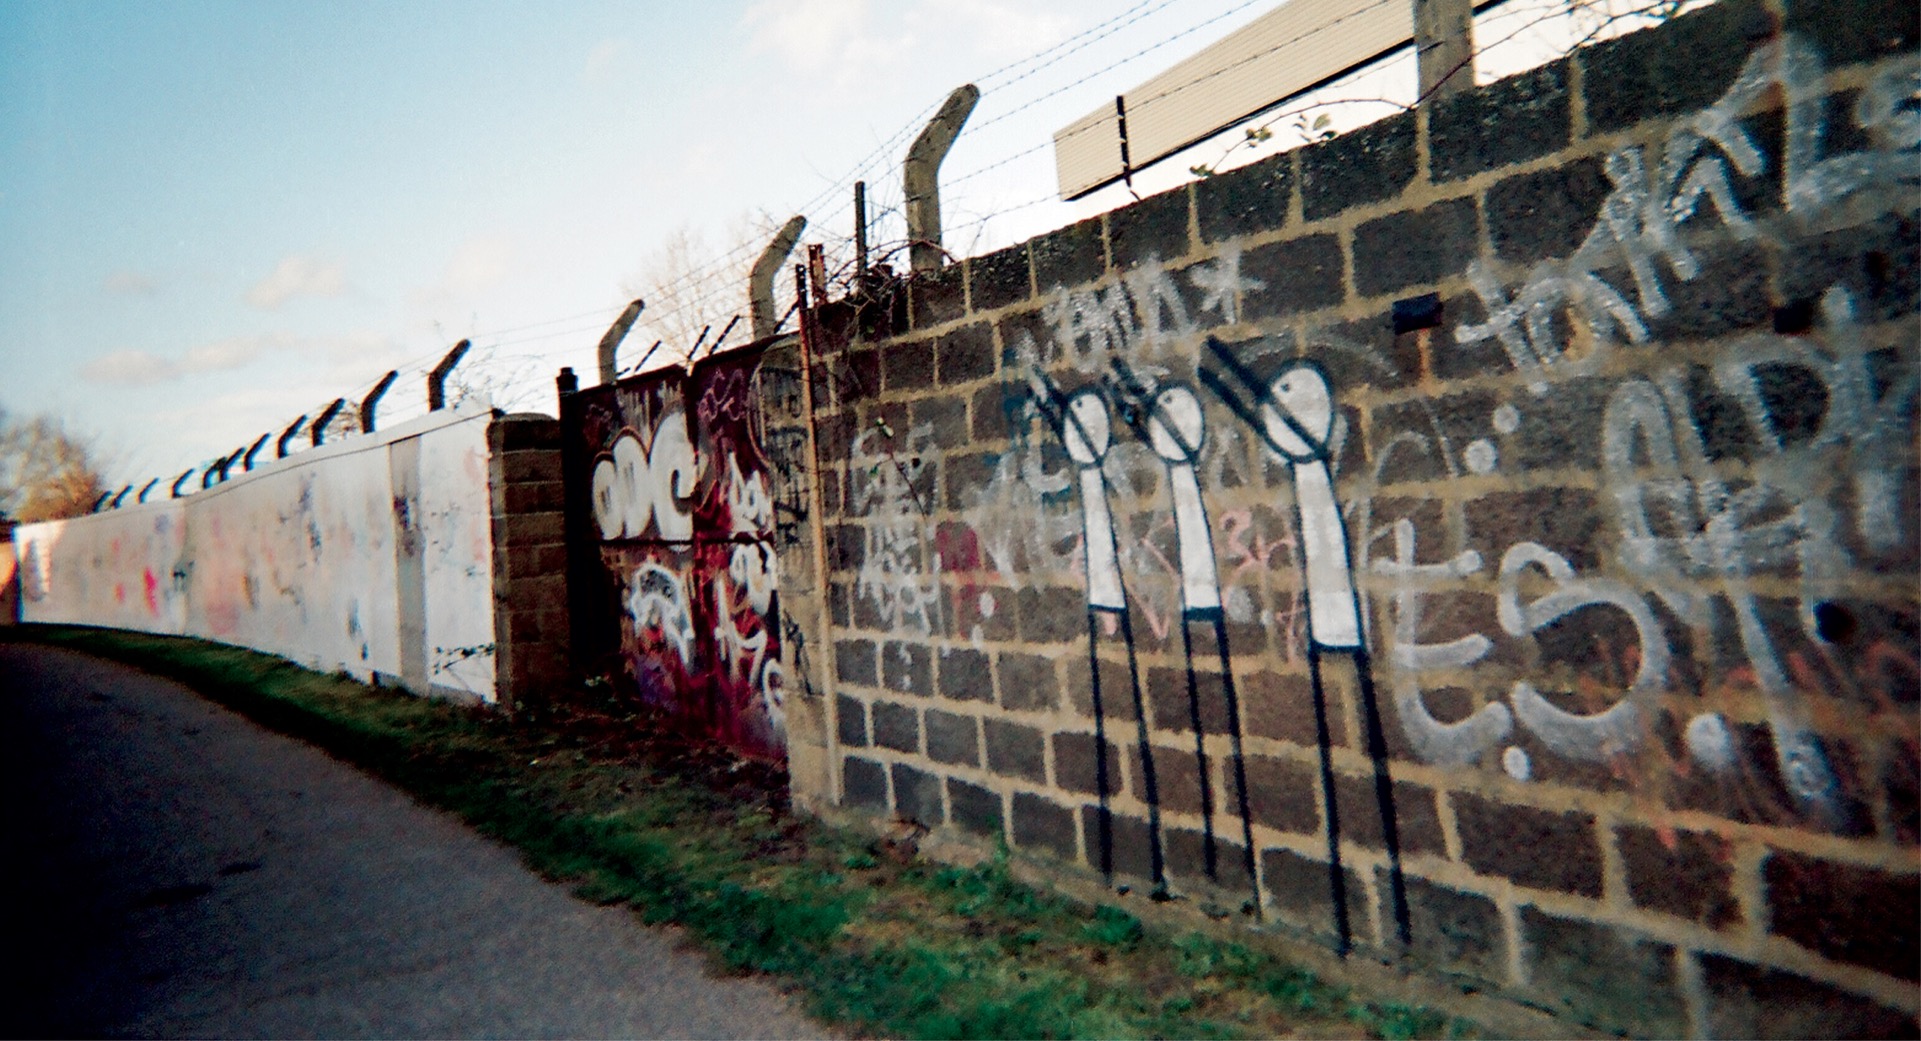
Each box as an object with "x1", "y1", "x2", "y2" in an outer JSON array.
[{"x1": 1414, "y1": 0, "x2": 1475, "y2": 101}]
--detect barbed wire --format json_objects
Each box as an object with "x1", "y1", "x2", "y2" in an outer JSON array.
[{"x1": 128, "y1": 0, "x2": 1700, "y2": 496}]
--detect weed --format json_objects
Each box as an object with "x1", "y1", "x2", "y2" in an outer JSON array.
[{"x1": 1085, "y1": 905, "x2": 1144, "y2": 950}]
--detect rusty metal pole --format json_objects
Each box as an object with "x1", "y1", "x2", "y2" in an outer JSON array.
[
  {"x1": 705, "y1": 314, "x2": 742, "y2": 360},
  {"x1": 596, "y1": 298, "x2": 645, "y2": 385},
  {"x1": 750, "y1": 216, "x2": 808, "y2": 340},
  {"x1": 1414, "y1": 0, "x2": 1476, "y2": 100},
  {"x1": 905, "y1": 84, "x2": 980, "y2": 274},
  {"x1": 807, "y1": 245, "x2": 829, "y2": 307},
  {"x1": 854, "y1": 180, "x2": 869, "y2": 289},
  {"x1": 794, "y1": 258, "x2": 842, "y2": 804}
]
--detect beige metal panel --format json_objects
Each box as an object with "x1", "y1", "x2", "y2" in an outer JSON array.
[{"x1": 1054, "y1": 0, "x2": 1414, "y2": 199}]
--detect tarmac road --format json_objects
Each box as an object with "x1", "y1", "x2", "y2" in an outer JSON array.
[{"x1": 0, "y1": 641, "x2": 826, "y2": 1039}]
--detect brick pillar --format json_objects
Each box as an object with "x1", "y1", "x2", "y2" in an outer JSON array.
[
  {"x1": 487, "y1": 413, "x2": 570, "y2": 714},
  {"x1": 0, "y1": 519, "x2": 17, "y2": 626}
]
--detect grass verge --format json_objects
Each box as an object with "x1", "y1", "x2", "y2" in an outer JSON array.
[{"x1": 10, "y1": 624, "x2": 1480, "y2": 1041}]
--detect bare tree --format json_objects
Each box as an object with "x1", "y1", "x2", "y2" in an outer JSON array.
[
  {"x1": 621, "y1": 213, "x2": 791, "y2": 371},
  {"x1": 0, "y1": 409, "x2": 108, "y2": 522}
]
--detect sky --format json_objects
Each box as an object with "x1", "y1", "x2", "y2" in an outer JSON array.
[{"x1": 0, "y1": 0, "x2": 1615, "y2": 494}]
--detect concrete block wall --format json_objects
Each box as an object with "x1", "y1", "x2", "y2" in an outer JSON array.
[
  {"x1": 488, "y1": 412, "x2": 571, "y2": 713},
  {"x1": 13, "y1": 404, "x2": 501, "y2": 702},
  {"x1": 779, "y1": 1, "x2": 1921, "y2": 1035}
]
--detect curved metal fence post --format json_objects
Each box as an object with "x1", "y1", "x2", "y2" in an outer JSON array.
[
  {"x1": 243, "y1": 433, "x2": 272, "y2": 471},
  {"x1": 170, "y1": 470, "x2": 193, "y2": 498},
  {"x1": 360, "y1": 370, "x2": 399, "y2": 433},
  {"x1": 277, "y1": 415, "x2": 309, "y2": 458},
  {"x1": 311, "y1": 398, "x2": 347, "y2": 447},
  {"x1": 596, "y1": 299, "x2": 645, "y2": 385},
  {"x1": 427, "y1": 340, "x2": 471, "y2": 411},
  {"x1": 905, "y1": 84, "x2": 980, "y2": 274},
  {"x1": 137, "y1": 478, "x2": 160, "y2": 503},
  {"x1": 750, "y1": 216, "x2": 807, "y2": 340}
]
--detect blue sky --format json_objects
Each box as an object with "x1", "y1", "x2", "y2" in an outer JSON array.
[{"x1": 2, "y1": 0, "x2": 1588, "y2": 492}]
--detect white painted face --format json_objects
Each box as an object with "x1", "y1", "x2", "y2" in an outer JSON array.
[
  {"x1": 1061, "y1": 389, "x2": 1111, "y2": 465},
  {"x1": 1146, "y1": 386, "x2": 1205, "y2": 463},
  {"x1": 1261, "y1": 364, "x2": 1333, "y2": 462}
]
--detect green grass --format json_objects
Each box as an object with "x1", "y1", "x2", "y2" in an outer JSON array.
[{"x1": 9, "y1": 624, "x2": 1482, "y2": 1040}]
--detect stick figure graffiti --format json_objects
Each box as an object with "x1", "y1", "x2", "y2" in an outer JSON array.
[
  {"x1": 1109, "y1": 360, "x2": 1263, "y2": 917},
  {"x1": 1033, "y1": 373, "x2": 1165, "y2": 891},
  {"x1": 1201, "y1": 337, "x2": 1412, "y2": 954}
]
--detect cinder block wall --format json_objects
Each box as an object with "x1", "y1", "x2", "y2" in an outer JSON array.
[
  {"x1": 488, "y1": 412, "x2": 571, "y2": 713},
  {"x1": 778, "y1": 1, "x2": 1921, "y2": 1036}
]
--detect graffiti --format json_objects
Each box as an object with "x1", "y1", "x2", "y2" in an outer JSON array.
[
  {"x1": 713, "y1": 569, "x2": 783, "y2": 735},
  {"x1": 1497, "y1": 542, "x2": 1670, "y2": 766},
  {"x1": 852, "y1": 423, "x2": 943, "y2": 635},
  {"x1": 1593, "y1": 294, "x2": 1899, "y2": 824},
  {"x1": 591, "y1": 410, "x2": 697, "y2": 542},
  {"x1": 762, "y1": 427, "x2": 813, "y2": 548},
  {"x1": 1201, "y1": 342, "x2": 1411, "y2": 952},
  {"x1": 566, "y1": 351, "x2": 786, "y2": 758},
  {"x1": 1032, "y1": 374, "x2": 1164, "y2": 890},
  {"x1": 1458, "y1": 37, "x2": 1920, "y2": 393},
  {"x1": 627, "y1": 561, "x2": 696, "y2": 667},
  {"x1": 779, "y1": 29, "x2": 1914, "y2": 981}
]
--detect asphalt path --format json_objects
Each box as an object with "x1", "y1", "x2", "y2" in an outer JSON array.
[{"x1": 0, "y1": 641, "x2": 827, "y2": 1039}]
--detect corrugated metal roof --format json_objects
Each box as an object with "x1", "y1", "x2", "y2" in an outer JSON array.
[{"x1": 1053, "y1": 0, "x2": 1414, "y2": 199}]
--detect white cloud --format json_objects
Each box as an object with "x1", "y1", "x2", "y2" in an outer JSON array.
[
  {"x1": 103, "y1": 270, "x2": 159, "y2": 295},
  {"x1": 79, "y1": 334, "x2": 287, "y2": 386},
  {"x1": 911, "y1": 0, "x2": 1075, "y2": 63},
  {"x1": 246, "y1": 254, "x2": 347, "y2": 309},
  {"x1": 411, "y1": 236, "x2": 515, "y2": 311},
  {"x1": 743, "y1": 0, "x2": 903, "y2": 82},
  {"x1": 583, "y1": 37, "x2": 628, "y2": 83}
]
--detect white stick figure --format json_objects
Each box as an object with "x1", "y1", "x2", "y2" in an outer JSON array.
[
  {"x1": 1258, "y1": 365, "x2": 1363, "y2": 649},
  {"x1": 1060, "y1": 388, "x2": 1124, "y2": 613},
  {"x1": 1199, "y1": 341, "x2": 1410, "y2": 955},
  {"x1": 1143, "y1": 385, "x2": 1223, "y2": 617},
  {"x1": 1039, "y1": 378, "x2": 1165, "y2": 891}
]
